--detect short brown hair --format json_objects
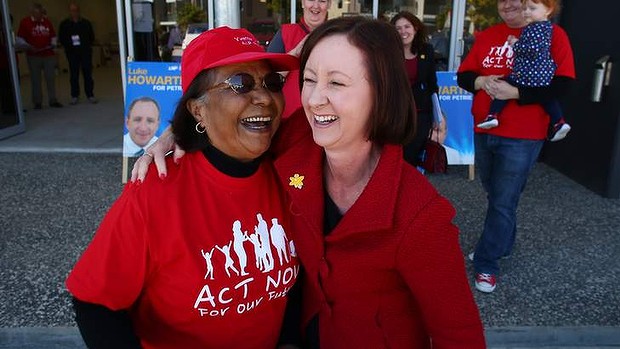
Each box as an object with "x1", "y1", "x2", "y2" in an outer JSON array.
[{"x1": 298, "y1": 16, "x2": 417, "y2": 145}]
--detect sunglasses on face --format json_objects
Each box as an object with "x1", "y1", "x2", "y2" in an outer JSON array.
[{"x1": 208, "y1": 72, "x2": 285, "y2": 94}]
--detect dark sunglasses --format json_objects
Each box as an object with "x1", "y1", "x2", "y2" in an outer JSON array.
[{"x1": 208, "y1": 72, "x2": 285, "y2": 94}]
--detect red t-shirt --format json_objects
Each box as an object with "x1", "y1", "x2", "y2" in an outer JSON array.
[
  {"x1": 66, "y1": 152, "x2": 299, "y2": 349},
  {"x1": 280, "y1": 20, "x2": 309, "y2": 119},
  {"x1": 17, "y1": 16, "x2": 56, "y2": 57},
  {"x1": 458, "y1": 23, "x2": 575, "y2": 139}
]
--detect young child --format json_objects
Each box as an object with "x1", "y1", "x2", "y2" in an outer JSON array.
[{"x1": 477, "y1": 0, "x2": 571, "y2": 142}]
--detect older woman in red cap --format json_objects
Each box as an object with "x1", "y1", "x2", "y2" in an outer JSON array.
[{"x1": 66, "y1": 27, "x2": 299, "y2": 349}]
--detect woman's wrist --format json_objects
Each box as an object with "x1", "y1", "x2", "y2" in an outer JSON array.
[{"x1": 474, "y1": 76, "x2": 486, "y2": 91}]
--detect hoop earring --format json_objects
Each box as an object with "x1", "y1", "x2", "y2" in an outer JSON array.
[{"x1": 195, "y1": 122, "x2": 206, "y2": 134}]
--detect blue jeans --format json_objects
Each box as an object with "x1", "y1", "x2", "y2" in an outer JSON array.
[{"x1": 473, "y1": 134, "x2": 544, "y2": 275}]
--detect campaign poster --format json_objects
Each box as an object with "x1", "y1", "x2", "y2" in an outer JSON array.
[
  {"x1": 436, "y1": 72, "x2": 475, "y2": 165},
  {"x1": 123, "y1": 62, "x2": 182, "y2": 157}
]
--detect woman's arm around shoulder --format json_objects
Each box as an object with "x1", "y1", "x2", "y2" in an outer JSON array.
[
  {"x1": 131, "y1": 126, "x2": 183, "y2": 182},
  {"x1": 270, "y1": 108, "x2": 312, "y2": 157}
]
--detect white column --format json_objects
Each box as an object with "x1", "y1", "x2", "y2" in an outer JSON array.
[
  {"x1": 448, "y1": 0, "x2": 466, "y2": 71},
  {"x1": 214, "y1": 0, "x2": 240, "y2": 28}
]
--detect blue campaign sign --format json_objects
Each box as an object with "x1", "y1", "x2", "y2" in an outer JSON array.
[
  {"x1": 436, "y1": 72, "x2": 475, "y2": 165},
  {"x1": 123, "y1": 62, "x2": 182, "y2": 157}
]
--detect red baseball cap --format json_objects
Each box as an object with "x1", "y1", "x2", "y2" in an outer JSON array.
[{"x1": 181, "y1": 26, "x2": 299, "y2": 93}]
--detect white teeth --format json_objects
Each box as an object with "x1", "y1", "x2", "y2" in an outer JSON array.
[
  {"x1": 314, "y1": 115, "x2": 338, "y2": 123},
  {"x1": 243, "y1": 116, "x2": 271, "y2": 123}
]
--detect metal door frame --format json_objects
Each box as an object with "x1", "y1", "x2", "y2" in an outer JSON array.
[{"x1": 0, "y1": 0, "x2": 25, "y2": 140}]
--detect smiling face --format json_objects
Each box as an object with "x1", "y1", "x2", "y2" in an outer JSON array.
[
  {"x1": 301, "y1": 34, "x2": 373, "y2": 152},
  {"x1": 498, "y1": 0, "x2": 527, "y2": 28},
  {"x1": 126, "y1": 100, "x2": 160, "y2": 147},
  {"x1": 302, "y1": 0, "x2": 331, "y2": 31},
  {"x1": 394, "y1": 17, "x2": 417, "y2": 48},
  {"x1": 190, "y1": 61, "x2": 284, "y2": 162},
  {"x1": 523, "y1": 0, "x2": 552, "y2": 23}
]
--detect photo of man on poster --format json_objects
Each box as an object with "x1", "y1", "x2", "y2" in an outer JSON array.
[{"x1": 123, "y1": 96, "x2": 160, "y2": 157}]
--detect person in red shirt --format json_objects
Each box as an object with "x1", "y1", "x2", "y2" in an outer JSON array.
[
  {"x1": 267, "y1": 0, "x2": 332, "y2": 119},
  {"x1": 16, "y1": 3, "x2": 62, "y2": 109},
  {"x1": 135, "y1": 17, "x2": 486, "y2": 348},
  {"x1": 457, "y1": 0, "x2": 575, "y2": 293},
  {"x1": 66, "y1": 27, "x2": 300, "y2": 348}
]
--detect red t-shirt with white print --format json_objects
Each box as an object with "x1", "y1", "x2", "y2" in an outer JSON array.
[
  {"x1": 458, "y1": 23, "x2": 575, "y2": 140},
  {"x1": 66, "y1": 152, "x2": 299, "y2": 349},
  {"x1": 17, "y1": 16, "x2": 56, "y2": 57}
]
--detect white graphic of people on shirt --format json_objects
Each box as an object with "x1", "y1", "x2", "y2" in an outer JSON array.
[
  {"x1": 270, "y1": 218, "x2": 289, "y2": 265},
  {"x1": 215, "y1": 242, "x2": 240, "y2": 277},
  {"x1": 498, "y1": 40, "x2": 514, "y2": 58},
  {"x1": 232, "y1": 220, "x2": 249, "y2": 276},
  {"x1": 201, "y1": 248, "x2": 215, "y2": 280},
  {"x1": 199, "y1": 213, "x2": 293, "y2": 279},
  {"x1": 247, "y1": 232, "x2": 264, "y2": 270},
  {"x1": 483, "y1": 37, "x2": 515, "y2": 69},
  {"x1": 255, "y1": 213, "x2": 275, "y2": 272}
]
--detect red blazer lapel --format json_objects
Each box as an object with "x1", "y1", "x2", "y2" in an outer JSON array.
[{"x1": 326, "y1": 145, "x2": 403, "y2": 242}]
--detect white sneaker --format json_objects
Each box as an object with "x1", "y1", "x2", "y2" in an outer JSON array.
[
  {"x1": 70, "y1": 97, "x2": 78, "y2": 105},
  {"x1": 549, "y1": 123, "x2": 571, "y2": 142},
  {"x1": 468, "y1": 252, "x2": 510, "y2": 261},
  {"x1": 475, "y1": 273, "x2": 497, "y2": 293},
  {"x1": 477, "y1": 116, "x2": 499, "y2": 129}
]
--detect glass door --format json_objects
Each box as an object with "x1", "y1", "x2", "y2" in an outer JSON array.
[
  {"x1": 240, "y1": 0, "x2": 290, "y2": 48},
  {"x1": 374, "y1": 0, "x2": 501, "y2": 71},
  {"x1": 0, "y1": 0, "x2": 25, "y2": 140},
  {"x1": 374, "y1": 0, "x2": 453, "y2": 70},
  {"x1": 460, "y1": 0, "x2": 502, "y2": 64}
]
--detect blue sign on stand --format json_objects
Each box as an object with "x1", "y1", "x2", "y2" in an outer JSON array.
[
  {"x1": 436, "y1": 72, "x2": 474, "y2": 165},
  {"x1": 123, "y1": 62, "x2": 182, "y2": 157}
]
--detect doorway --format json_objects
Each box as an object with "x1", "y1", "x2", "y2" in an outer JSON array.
[
  {"x1": 541, "y1": 1, "x2": 620, "y2": 198},
  {"x1": 0, "y1": 0, "x2": 25, "y2": 140}
]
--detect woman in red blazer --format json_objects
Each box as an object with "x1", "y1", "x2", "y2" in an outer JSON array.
[
  {"x1": 134, "y1": 17, "x2": 485, "y2": 349},
  {"x1": 270, "y1": 17, "x2": 484, "y2": 348}
]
